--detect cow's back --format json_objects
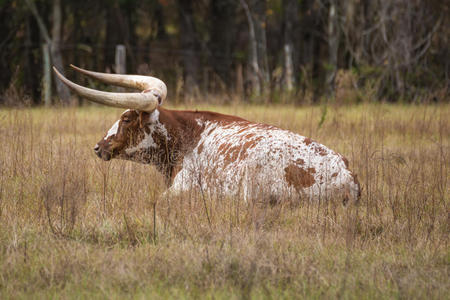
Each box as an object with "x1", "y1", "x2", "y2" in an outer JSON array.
[{"x1": 170, "y1": 119, "x2": 360, "y2": 203}]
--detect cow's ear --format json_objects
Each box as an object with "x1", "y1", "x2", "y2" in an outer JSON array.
[
  {"x1": 155, "y1": 93, "x2": 163, "y2": 106},
  {"x1": 142, "y1": 88, "x2": 163, "y2": 106},
  {"x1": 138, "y1": 111, "x2": 149, "y2": 128}
]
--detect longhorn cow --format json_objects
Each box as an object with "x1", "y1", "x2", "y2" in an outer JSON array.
[{"x1": 54, "y1": 66, "x2": 360, "y2": 203}]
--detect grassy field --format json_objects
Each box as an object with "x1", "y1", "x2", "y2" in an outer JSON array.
[{"x1": 0, "y1": 103, "x2": 448, "y2": 299}]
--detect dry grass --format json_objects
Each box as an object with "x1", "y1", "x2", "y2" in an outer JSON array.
[{"x1": 0, "y1": 103, "x2": 448, "y2": 299}]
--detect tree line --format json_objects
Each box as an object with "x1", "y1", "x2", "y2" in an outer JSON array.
[{"x1": 0, "y1": 0, "x2": 448, "y2": 105}]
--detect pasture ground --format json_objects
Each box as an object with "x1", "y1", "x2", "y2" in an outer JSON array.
[{"x1": 0, "y1": 103, "x2": 448, "y2": 299}]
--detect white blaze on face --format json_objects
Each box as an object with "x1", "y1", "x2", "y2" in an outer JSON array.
[
  {"x1": 104, "y1": 109, "x2": 131, "y2": 140},
  {"x1": 104, "y1": 120, "x2": 119, "y2": 140}
]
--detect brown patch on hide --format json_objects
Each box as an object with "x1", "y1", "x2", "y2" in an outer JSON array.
[
  {"x1": 307, "y1": 167, "x2": 316, "y2": 174},
  {"x1": 170, "y1": 163, "x2": 183, "y2": 184},
  {"x1": 242, "y1": 136, "x2": 263, "y2": 151},
  {"x1": 197, "y1": 142, "x2": 204, "y2": 154},
  {"x1": 222, "y1": 145, "x2": 241, "y2": 167},
  {"x1": 284, "y1": 164, "x2": 316, "y2": 191},
  {"x1": 227, "y1": 146, "x2": 241, "y2": 161},
  {"x1": 352, "y1": 173, "x2": 361, "y2": 199},
  {"x1": 353, "y1": 173, "x2": 359, "y2": 185},
  {"x1": 219, "y1": 136, "x2": 264, "y2": 167},
  {"x1": 295, "y1": 158, "x2": 305, "y2": 165},
  {"x1": 314, "y1": 145, "x2": 327, "y2": 156},
  {"x1": 341, "y1": 156, "x2": 349, "y2": 168},
  {"x1": 218, "y1": 143, "x2": 231, "y2": 154},
  {"x1": 318, "y1": 148, "x2": 327, "y2": 156}
]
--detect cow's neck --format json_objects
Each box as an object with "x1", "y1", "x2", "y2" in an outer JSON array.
[
  {"x1": 150, "y1": 108, "x2": 204, "y2": 185},
  {"x1": 153, "y1": 107, "x2": 246, "y2": 185}
]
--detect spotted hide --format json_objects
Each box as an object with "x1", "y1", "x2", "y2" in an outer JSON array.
[{"x1": 95, "y1": 108, "x2": 361, "y2": 203}]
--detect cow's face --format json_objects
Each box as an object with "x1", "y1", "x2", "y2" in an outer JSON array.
[{"x1": 94, "y1": 109, "x2": 157, "y2": 161}]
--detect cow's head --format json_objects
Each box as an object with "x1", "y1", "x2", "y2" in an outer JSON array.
[
  {"x1": 94, "y1": 109, "x2": 167, "y2": 162},
  {"x1": 95, "y1": 109, "x2": 142, "y2": 161},
  {"x1": 53, "y1": 65, "x2": 167, "y2": 162}
]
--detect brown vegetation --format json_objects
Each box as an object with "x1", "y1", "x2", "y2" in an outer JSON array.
[{"x1": 0, "y1": 103, "x2": 448, "y2": 298}]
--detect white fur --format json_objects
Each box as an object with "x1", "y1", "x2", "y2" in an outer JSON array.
[
  {"x1": 104, "y1": 120, "x2": 119, "y2": 140},
  {"x1": 170, "y1": 119, "x2": 359, "y2": 202},
  {"x1": 104, "y1": 110, "x2": 358, "y2": 202}
]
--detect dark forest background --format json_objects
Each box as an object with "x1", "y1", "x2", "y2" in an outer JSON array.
[{"x1": 0, "y1": 0, "x2": 448, "y2": 105}]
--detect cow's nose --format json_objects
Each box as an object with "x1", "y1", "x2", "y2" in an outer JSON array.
[{"x1": 94, "y1": 144, "x2": 100, "y2": 152}]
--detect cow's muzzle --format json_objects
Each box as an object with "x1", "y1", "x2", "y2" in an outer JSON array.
[{"x1": 94, "y1": 144, "x2": 112, "y2": 161}]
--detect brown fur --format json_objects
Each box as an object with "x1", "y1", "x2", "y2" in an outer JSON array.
[
  {"x1": 284, "y1": 164, "x2": 316, "y2": 191},
  {"x1": 96, "y1": 108, "x2": 246, "y2": 185},
  {"x1": 96, "y1": 108, "x2": 360, "y2": 200}
]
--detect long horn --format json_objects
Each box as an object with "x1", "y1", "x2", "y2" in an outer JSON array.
[
  {"x1": 53, "y1": 67, "x2": 161, "y2": 112},
  {"x1": 70, "y1": 65, "x2": 167, "y2": 101}
]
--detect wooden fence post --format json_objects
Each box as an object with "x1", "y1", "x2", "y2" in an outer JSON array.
[
  {"x1": 115, "y1": 45, "x2": 126, "y2": 74},
  {"x1": 115, "y1": 45, "x2": 126, "y2": 92}
]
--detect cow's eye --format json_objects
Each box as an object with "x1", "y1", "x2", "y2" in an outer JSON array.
[{"x1": 122, "y1": 119, "x2": 130, "y2": 123}]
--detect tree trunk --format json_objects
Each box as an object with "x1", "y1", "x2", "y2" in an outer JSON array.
[
  {"x1": 342, "y1": 0, "x2": 358, "y2": 67},
  {"x1": 326, "y1": 0, "x2": 339, "y2": 97},
  {"x1": 252, "y1": 0, "x2": 270, "y2": 99},
  {"x1": 25, "y1": 15, "x2": 39, "y2": 103},
  {"x1": 240, "y1": 0, "x2": 260, "y2": 96},
  {"x1": 104, "y1": 5, "x2": 122, "y2": 72},
  {"x1": 210, "y1": 0, "x2": 236, "y2": 88},
  {"x1": 177, "y1": 0, "x2": 201, "y2": 98},
  {"x1": 104, "y1": 2, "x2": 136, "y2": 72},
  {"x1": 51, "y1": 0, "x2": 71, "y2": 104},
  {"x1": 236, "y1": 63, "x2": 244, "y2": 96},
  {"x1": 154, "y1": 1, "x2": 167, "y2": 40},
  {"x1": 282, "y1": 0, "x2": 298, "y2": 92},
  {"x1": 299, "y1": 0, "x2": 323, "y2": 101},
  {"x1": 25, "y1": 0, "x2": 71, "y2": 104},
  {"x1": 240, "y1": 0, "x2": 270, "y2": 99}
]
